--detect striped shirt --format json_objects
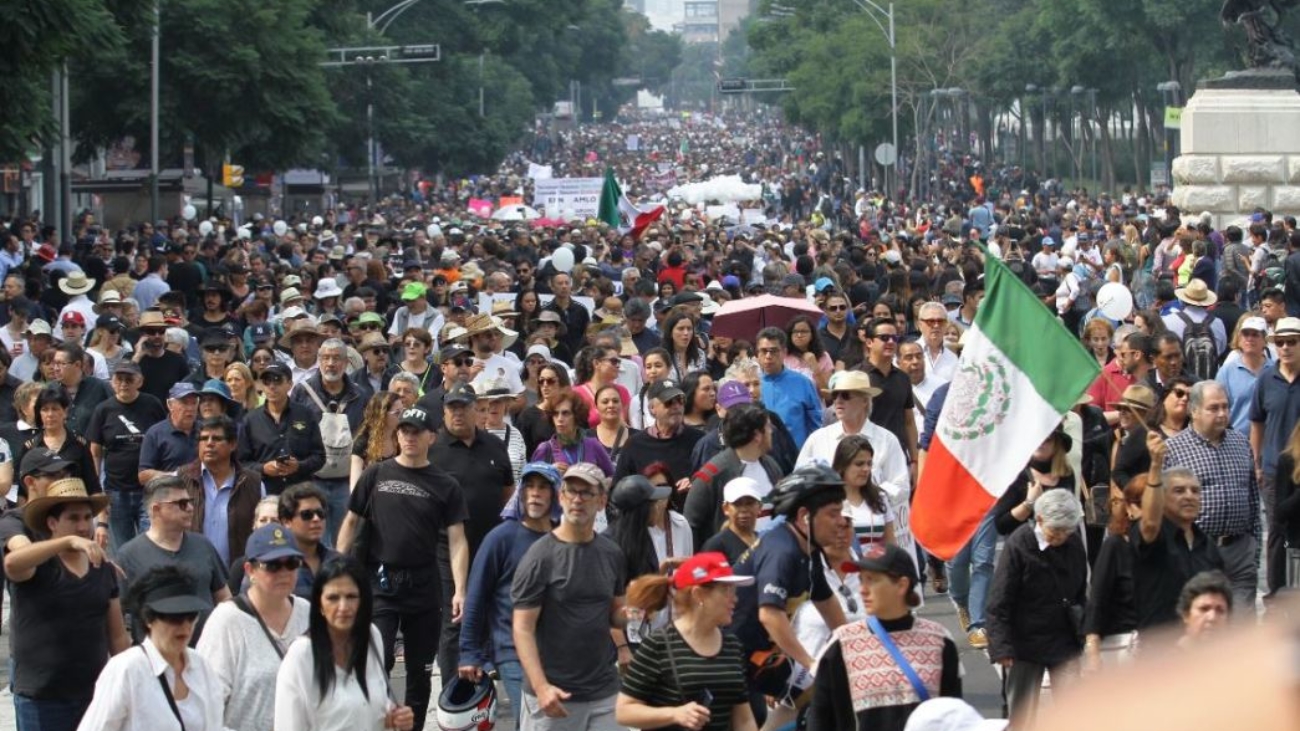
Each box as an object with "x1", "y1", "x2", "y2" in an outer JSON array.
[{"x1": 621, "y1": 626, "x2": 747, "y2": 731}]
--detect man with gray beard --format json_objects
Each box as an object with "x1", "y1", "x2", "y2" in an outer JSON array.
[{"x1": 291, "y1": 338, "x2": 366, "y2": 545}]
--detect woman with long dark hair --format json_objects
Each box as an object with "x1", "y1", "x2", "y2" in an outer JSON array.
[
  {"x1": 680, "y1": 371, "x2": 717, "y2": 429},
  {"x1": 1147, "y1": 376, "x2": 1193, "y2": 439},
  {"x1": 349, "y1": 391, "x2": 401, "y2": 491},
  {"x1": 516, "y1": 362, "x2": 571, "y2": 457},
  {"x1": 832, "y1": 435, "x2": 896, "y2": 552},
  {"x1": 573, "y1": 345, "x2": 631, "y2": 428},
  {"x1": 659, "y1": 309, "x2": 705, "y2": 382},
  {"x1": 784, "y1": 315, "x2": 833, "y2": 391},
  {"x1": 514, "y1": 289, "x2": 541, "y2": 336},
  {"x1": 275, "y1": 557, "x2": 414, "y2": 731}
]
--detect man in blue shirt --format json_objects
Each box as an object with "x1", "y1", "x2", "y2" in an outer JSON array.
[
  {"x1": 755, "y1": 327, "x2": 822, "y2": 445},
  {"x1": 1249, "y1": 316, "x2": 1300, "y2": 597}
]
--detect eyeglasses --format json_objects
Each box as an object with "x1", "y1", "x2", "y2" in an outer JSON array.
[
  {"x1": 562, "y1": 486, "x2": 599, "y2": 501},
  {"x1": 826, "y1": 304, "x2": 848, "y2": 312},
  {"x1": 404, "y1": 340, "x2": 427, "y2": 349},
  {"x1": 1276, "y1": 338, "x2": 1299, "y2": 348},
  {"x1": 757, "y1": 347, "x2": 781, "y2": 356},
  {"x1": 920, "y1": 318, "x2": 947, "y2": 326},
  {"x1": 256, "y1": 557, "x2": 304, "y2": 573},
  {"x1": 141, "y1": 328, "x2": 166, "y2": 336},
  {"x1": 872, "y1": 333, "x2": 898, "y2": 342},
  {"x1": 159, "y1": 497, "x2": 195, "y2": 511},
  {"x1": 296, "y1": 508, "x2": 327, "y2": 521},
  {"x1": 538, "y1": 377, "x2": 559, "y2": 386},
  {"x1": 156, "y1": 612, "x2": 200, "y2": 625}
]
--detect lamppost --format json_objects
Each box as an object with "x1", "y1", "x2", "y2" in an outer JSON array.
[
  {"x1": 1156, "y1": 80, "x2": 1182, "y2": 191},
  {"x1": 847, "y1": 0, "x2": 897, "y2": 198},
  {"x1": 1023, "y1": 84, "x2": 1037, "y2": 175}
]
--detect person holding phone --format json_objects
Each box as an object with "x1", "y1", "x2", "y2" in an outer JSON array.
[{"x1": 618, "y1": 552, "x2": 758, "y2": 731}]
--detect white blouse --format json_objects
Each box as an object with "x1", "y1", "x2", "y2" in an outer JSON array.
[
  {"x1": 77, "y1": 638, "x2": 230, "y2": 731},
  {"x1": 274, "y1": 625, "x2": 393, "y2": 731}
]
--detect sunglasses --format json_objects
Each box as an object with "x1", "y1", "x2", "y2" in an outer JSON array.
[
  {"x1": 256, "y1": 557, "x2": 304, "y2": 573},
  {"x1": 873, "y1": 333, "x2": 899, "y2": 342},
  {"x1": 1275, "y1": 338, "x2": 1299, "y2": 348},
  {"x1": 602, "y1": 357, "x2": 621, "y2": 365},
  {"x1": 160, "y1": 498, "x2": 195, "y2": 510},
  {"x1": 448, "y1": 357, "x2": 474, "y2": 367},
  {"x1": 538, "y1": 377, "x2": 559, "y2": 386},
  {"x1": 837, "y1": 582, "x2": 859, "y2": 614},
  {"x1": 296, "y1": 508, "x2": 326, "y2": 521},
  {"x1": 141, "y1": 328, "x2": 167, "y2": 336},
  {"x1": 261, "y1": 375, "x2": 287, "y2": 385},
  {"x1": 203, "y1": 345, "x2": 229, "y2": 353},
  {"x1": 826, "y1": 304, "x2": 848, "y2": 312},
  {"x1": 920, "y1": 318, "x2": 947, "y2": 326},
  {"x1": 155, "y1": 612, "x2": 200, "y2": 625}
]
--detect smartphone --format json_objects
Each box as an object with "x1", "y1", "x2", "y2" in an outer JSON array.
[{"x1": 693, "y1": 689, "x2": 714, "y2": 707}]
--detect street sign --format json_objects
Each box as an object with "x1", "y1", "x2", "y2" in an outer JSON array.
[
  {"x1": 717, "y1": 78, "x2": 748, "y2": 93},
  {"x1": 1150, "y1": 163, "x2": 1169, "y2": 187},
  {"x1": 874, "y1": 142, "x2": 898, "y2": 167},
  {"x1": 401, "y1": 45, "x2": 440, "y2": 60},
  {"x1": 222, "y1": 163, "x2": 244, "y2": 188},
  {"x1": 1164, "y1": 106, "x2": 1182, "y2": 129}
]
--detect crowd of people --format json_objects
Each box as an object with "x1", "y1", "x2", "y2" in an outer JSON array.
[{"x1": 0, "y1": 110, "x2": 1293, "y2": 731}]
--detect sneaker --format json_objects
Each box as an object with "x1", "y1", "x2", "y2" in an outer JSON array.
[
  {"x1": 967, "y1": 627, "x2": 988, "y2": 650},
  {"x1": 956, "y1": 606, "x2": 971, "y2": 633}
]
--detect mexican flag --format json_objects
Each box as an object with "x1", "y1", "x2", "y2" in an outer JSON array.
[
  {"x1": 911, "y1": 255, "x2": 1100, "y2": 560},
  {"x1": 598, "y1": 167, "x2": 664, "y2": 238}
]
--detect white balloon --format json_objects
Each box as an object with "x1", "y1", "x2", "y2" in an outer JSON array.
[
  {"x1": 427, "y1": 224, "x2": 442, "y2": 238},
  {"x1": 182, "y1": 204, "x2": 197, "y2": 221},
  {"x1": 1096, "y1": 282, "x2": 1134, "y2": 321},
  {"x1": 551, "y1": 247, "x2": 575, "y2": 273},
  {"x1": 273, "y1": 220, "x2": 288, "y2": 237},
  {"x1": 296, "y1": 223, "x2": 307, "y2": 233},
  {"x1": 198, "y1": 221, "x2": 214, "y2": 236},
  {"x1": 238, "y1": 225, "x2": 252, "y2": 240}
]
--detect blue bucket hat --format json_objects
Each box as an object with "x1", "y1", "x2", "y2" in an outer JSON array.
[{"x1": 500, "y1": 462, "x2": 562, "y2": 521}]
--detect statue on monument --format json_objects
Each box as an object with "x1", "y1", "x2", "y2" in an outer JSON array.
[{"x1": 1221, "y1": 0, "x2": 1300, "y2": 76}]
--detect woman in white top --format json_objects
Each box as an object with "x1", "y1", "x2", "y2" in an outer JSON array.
[
  {"x1": 198, "y1": 524, "x2": 312, "y2": 731},
  {"x1": 832, "y1": 435, "x2": 896, "y2": 553},
  {"x1": 275, "y1": 557, "x2": 414, "y2": 731},
  {"x1": 77, "y1": 566, "x2": 227, "y2": 731},
  {"x1": 605, "y1": 470, "x2": 693, "y2": 671}
]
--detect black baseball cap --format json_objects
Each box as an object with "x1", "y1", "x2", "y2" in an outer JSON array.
[
  {"x1": 440, "y1": 344, "x2": 471, "y2": 362},
  {"x1": 20, "y1": 448, "x2": 73, "y2": 479},
  {"x1": 397, "y1": 406, "x2": 436, "y2": 431},
  {"x1": 95, "y1": 314, "x2": 125, "y2": 332},
  {"x1": 648, "y1": 379, "x2": 685, "y2": 403},
  {"x1": 841, "y1": 544, "x2": 919, "y2": 587},
  {"x1": 260, "y1": 361, "x2": 292, "y2": 381},
  {"x1": 443, "y1": 383, "x2": 478, "y2": 406}
]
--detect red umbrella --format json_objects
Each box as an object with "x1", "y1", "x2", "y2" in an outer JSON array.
[{"x1": 710, "y1": 294, "x2": 825, "y2": 341}]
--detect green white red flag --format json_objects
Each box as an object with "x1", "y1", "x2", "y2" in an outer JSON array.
[
  {"x1": 911, "y1": 255, "x2": 1100, "y2": 560},
  {"x1": 598, "y1": 167, "x2": 663, "y2": 238}
]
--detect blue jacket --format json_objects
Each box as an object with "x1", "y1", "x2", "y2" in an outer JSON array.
[{"x1": 458, "y1": 516, "x2": 549, "y2": 670}]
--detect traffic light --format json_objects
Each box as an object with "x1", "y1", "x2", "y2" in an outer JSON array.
[{"x1": 222, "y1": 163, "x2": 244, "y2": 188}]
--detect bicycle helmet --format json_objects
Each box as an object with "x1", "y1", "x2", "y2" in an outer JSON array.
[
  {"x1": 436, "y1": 674, "x2": 497, "y2": 731},
  {"x1": 768, "y1": 463, "x2": 846, "y2": 519}
]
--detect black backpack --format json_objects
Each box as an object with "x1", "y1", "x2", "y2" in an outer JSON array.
[{"x1": 1177, "y1": 311, "x2": 1219, "y2": 380}]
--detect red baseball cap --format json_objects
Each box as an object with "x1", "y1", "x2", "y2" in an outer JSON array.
[
  {"x1": 60, "y1": 311, "x2": 85, "y2": 327},
  {"x1": 672, "y1": 552, "x2": 755, "y2": 590}
]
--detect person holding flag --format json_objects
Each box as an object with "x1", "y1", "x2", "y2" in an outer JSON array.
[{"x1": 597, "y1": 167, "x2": 664, "y2": 240}]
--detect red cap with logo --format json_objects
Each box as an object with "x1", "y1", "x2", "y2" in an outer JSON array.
[{"x1": 672, "y1": 552, "x2": 756, "y2": 590}]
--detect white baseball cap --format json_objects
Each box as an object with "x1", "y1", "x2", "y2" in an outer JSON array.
[
  {"x1": 723, "y1": 477, "x2": 764, "y2": 504},
  {"x1": 904, "y1": 699, "x2": 1008, "y2": 731}
]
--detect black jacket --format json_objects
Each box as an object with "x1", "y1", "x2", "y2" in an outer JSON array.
[
  {"x1": 986, "y1": 522, "x2": 1088, "y2": 667},
  {"x1": 235, "y1": 400, "x2": 326, "y2": 495},
  {"x1": 1274, "y1": 452, "x2": 1300, "y2": 547}
]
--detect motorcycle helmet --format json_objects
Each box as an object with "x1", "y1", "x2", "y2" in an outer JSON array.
[{"x1": 437, "y1": 674, "x2": 497, "y2": 731}]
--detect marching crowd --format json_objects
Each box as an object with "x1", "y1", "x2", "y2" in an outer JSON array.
[{"x1": 0, "y1": 112, "x2": 1294, "y2": 731}]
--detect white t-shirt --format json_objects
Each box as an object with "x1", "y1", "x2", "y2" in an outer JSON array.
[
  {"x1": 197, "y1": 596, "x2": 312, "y2": 731},
  {"x1": 275, "y1": 625, "x2": 392, "y2": 731}
]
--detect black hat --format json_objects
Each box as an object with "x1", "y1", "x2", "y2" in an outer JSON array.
[
  {"x1": 140, "y1": 571, "x2": 212, "y2": 615},
  {"x1": 841, "y1": 543, "x2": 919, "y2": 588},
  {"x1": 440, "y1": 344, "x2": 471, "y2": 362},
  {"x1": 260, "y1": 361, "x2": 292, "y2": 381},
  {"x1": 20, "y1": 448, "x2": 72, "y2": 479},
  {"x1": 113, "y1": 360, "x2": 142, "y2": 377},
  {"x1": 397, "y1": 406, "x2": 436, "y2": 431},
  {"x1": 670, "y1": 292, "x2": 704, "y2": 306},
  {"x1": 647, "y1": 379, "x2": 685, "y2": 403},
  {"x1": 443, "y1": 383, "x2": 478, "y2": 406},
  {"x1": 610, "y1": 475, "x2": 672, "y2": 512},
  {"x1": 199, "y1": 328, "x2": 230, "y2": 347},
  {"x1": 95, "y1": 314, "x2": 125, "y2": 332}
]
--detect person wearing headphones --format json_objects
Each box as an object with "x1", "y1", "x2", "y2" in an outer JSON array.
[{"x1": 728, "y1": 463, "x2": 849, "y2": 729}]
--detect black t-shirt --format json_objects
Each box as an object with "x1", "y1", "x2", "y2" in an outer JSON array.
[
  {"x1": 348, "y1": 459, "x2": 469, "y2": 569},
  {"x1": 428, "y1": 429, "x2": 514, "y2": 555},
  {"x1": 139, "y1": 351, "x2": 192, "y2": 403},
  {"x1": 621, "y1": 626, "x2": 748, "y2": 731},
  {"x1": 1132, "y1": 519, "x2": 1224, "y2": 629},
  {"x1": 701, "y1": 527, "x2": 753, "y2": 567},
  {"x1": 12, "y1": 556, "x2": 118, "y2": 700},
  {"x1": 85, "y1": 394, "x2": 168, "y2": 487},
  {"x1": 729, "y1": 524, "x2": 832, "y2": 653},
  {"x1": 866, "y1": 363, "x2": 915, "y2": 454}
]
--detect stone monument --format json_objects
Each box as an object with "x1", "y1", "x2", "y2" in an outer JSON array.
[{"x1": 1171, "y1": 0, "x2": 1300, "y2": 225}]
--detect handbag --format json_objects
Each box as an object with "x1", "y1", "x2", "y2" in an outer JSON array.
[
  {"x1": 1084, "y1": 484, "x2": 1110, "y2": 528},
  {"x1": 865, "y1": 615, "x2": 931, "y2": 702},
  {"x1": 1049, "y1": 568, "x2": 1086, "y2": 644}
]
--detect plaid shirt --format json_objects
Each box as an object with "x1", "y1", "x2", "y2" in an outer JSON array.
[{"x1": 1163, "y1": 426, "x2": 1260, "y2": 539}]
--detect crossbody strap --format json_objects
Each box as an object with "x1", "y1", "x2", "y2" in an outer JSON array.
[
  {"x1": 141, "y1": 645, "x2": 186, "y2": 731},
  {"x1": 864, "y1": 616, "x2": 930, "y2": 702},
  {"x1": 234, "y1": 594, "x2": 288, "y2": 659}
]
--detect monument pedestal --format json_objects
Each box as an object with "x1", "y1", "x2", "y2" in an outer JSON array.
[{"x1": 1171, "y1": 71, "x2": 1300, "y2": 225}]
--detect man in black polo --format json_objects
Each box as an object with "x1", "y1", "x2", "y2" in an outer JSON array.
[
  {"x1": 542, "y1": 271, "x2": 589, "y2": 356},
  {"x1": 236, "y1": 362, "x2": 325, "y2": 496},
  {"x1": 429, "y1": 383, "x2": 514, "y2": 695},
  {"x1": 86, "y1": 361, "x2": 167, "y2": 550},
  {"x1": 338, "y1": 405, "x2": 469, "y2": 731},
  {"x1": 862, "y1": 317, "x2": 918, "y2": 470},
  {"x1": 133, "y1": 310, "x2": 190, "y2": 403}
]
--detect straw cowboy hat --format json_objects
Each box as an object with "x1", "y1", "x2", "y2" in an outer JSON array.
[
  {"x1": 58, "y1": 271, "x2": 96, "y2": 296},
  {"x1": 24, "y1": 478, "x2": 108, "y2": 533},
  {"x1": 1116, "y1": 384, "x2": 1157, "y2": 413},
  {"x1": 821, "y1": 370, "x2": 882, "y2": 398},
  {"x1": 1174, "y1": 279, "x2": 1217, "y2": 308}
]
